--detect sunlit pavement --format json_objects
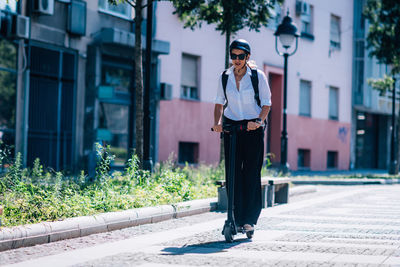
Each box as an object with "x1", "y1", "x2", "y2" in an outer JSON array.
[{"x1": 2, "y1": 185, "x2": 400, "y2": 266}]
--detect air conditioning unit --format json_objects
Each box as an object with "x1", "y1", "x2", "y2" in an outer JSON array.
[
  {"x1": 160, "y1": 83, "x2": 173, "y2": 100},
  {"x1": 33, "y1": 0, "x2": 55, "y2": 15},
  {"x1": 12, "y1": 15, "x2": 30, "y2": 39},
  {"x1": 0, "y1": 11, "x2": 30, "y2": 39},
  {"x1": 296, "y1": 1, "x2": 311, "y2": 16}
]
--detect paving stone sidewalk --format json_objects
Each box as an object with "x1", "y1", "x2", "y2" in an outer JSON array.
[{"x1": 1, "y1": 185, "x2": 400, "y2": 266}]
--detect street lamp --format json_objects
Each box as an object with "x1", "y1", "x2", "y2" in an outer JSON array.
[
  {"x1": 274, "y1": 12, "x2": 300, "y2": 174},
  {"x1": 143, "y1": 0, "x2": 154, "y2": 171},
  {"x1": 389, "y1": 76, "x2": 397, "y2": 174}
]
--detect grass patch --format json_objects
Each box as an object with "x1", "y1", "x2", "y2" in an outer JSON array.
[{"x1": 0, "y1": 145, "x2": 224, "y2": 227}]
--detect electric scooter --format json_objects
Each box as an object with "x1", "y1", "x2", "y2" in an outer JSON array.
[{"x1": 212, "y1": 124, "x2": 254, "y2": 243}]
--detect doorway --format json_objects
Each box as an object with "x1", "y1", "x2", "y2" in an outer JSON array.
[{"x1": 28, "y1": 46, "x2": 76, "y2": 170}]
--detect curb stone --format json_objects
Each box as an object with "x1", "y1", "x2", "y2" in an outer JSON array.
[
  {"x1": 0, "y1": 198, "x2": 217, "y2": 252},
  {"x1": 291, "y1": 178, "x2": 400, "y2": 185},
  {"x1": 0, "y1": 185, "x2": 316, "y2": 252}
]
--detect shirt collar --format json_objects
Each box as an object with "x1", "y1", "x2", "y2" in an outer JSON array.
[{"x1": 225, "y1": 65, "x2": 252, "y2": 76}]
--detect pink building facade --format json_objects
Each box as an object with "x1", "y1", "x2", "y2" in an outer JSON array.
[{"x1": 155, "y1": 0, "x2": 353, "y2": 170}]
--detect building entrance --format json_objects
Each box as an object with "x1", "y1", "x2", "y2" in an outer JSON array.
[{"x1": 28, "y1": 46, "x2": 76, "y2": 170}]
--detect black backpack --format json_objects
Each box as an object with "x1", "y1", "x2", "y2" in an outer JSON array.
[{"x1": 221, "y1": 68, "x2": 261, "y2": 107}]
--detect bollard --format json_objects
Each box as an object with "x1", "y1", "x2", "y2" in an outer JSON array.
[{"x1": 217, "y1": 187, "x2": 228, "y2": 210}]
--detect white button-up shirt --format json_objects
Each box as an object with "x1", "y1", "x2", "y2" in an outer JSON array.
[{"x1": 215, "y1": 66, "x2": 272, "y2": 121}]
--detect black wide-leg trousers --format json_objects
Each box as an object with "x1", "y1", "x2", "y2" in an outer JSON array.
[{"x1": 223, "y1": 118, "x2": 264, "y2": 226}]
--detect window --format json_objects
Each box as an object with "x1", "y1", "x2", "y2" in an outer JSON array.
[
  {"x1": 299, "y1": 80, "x2": 311, "y2": 117},
  {"x1": 102, "y1": 65, "x2": 131, "y2": 93},
  {"x1": 98, "y1": 0, "x2": 132, "y2": 19},
  {"x1": 0, "y1": 0, "x2": 17, "y2": 13},
  {"x1": 0, "y1": 39, "x2": 17, "y2": 166},
  {"x1": 329, "y1": 86, "x2": 339, "y2": 120},
  {"x1": 300, "y1": 5, "x2": 314, "y2": 39},
  {"x1": 181, "y1": 54, "x2": 199, "y2": 100},
  {"x1": 330, "y1": 15, "x2": 341, "y2": 49},
  {"x1": 98, "y1": 103, "x2": 129, "y2": 165},
  {"x1": 327, "y1": 151, "x2": 338, "y2": 168},
  {"x1": 178, "y1": 142, "x2": 199, "y2": 164},
  {"x1": 98, "y1": 59, "x2": 132, "y2": 166},
  {"x1": 298, "y1": 149, "x2": 310, "y2": 169}
]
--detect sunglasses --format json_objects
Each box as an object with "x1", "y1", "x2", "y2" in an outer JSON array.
[{"x1": 230, "y1": 53, "x2": 247, "y2": 60}]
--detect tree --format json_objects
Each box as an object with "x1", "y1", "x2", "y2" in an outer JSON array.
[
  {"x1": 364, "y1": 0, "x2": 400, "y2": 173},
  {"x1": 108, "y1": 0, "x2": 150, "y2": 167},
  {"x1": 171, "y1": 0, "x2": 283, "y2": 161},
  {"x1": 364, "y1": 0, "x2": 400, "y2": 75},
  {"x1": 367, "y1": 74, "x2": 394, "y2": 96}
]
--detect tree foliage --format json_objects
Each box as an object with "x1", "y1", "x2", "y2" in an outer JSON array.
[
  {"x1": 172, "y1": 0, "x2": 282, "y2": 33},
  {"x1": 367, "y1": 74, "x2": 394, "y2": 95},
  {"x1": 171, "y1": 0, "x2": 283, "y2": 68},
  {"x1": 364, "y1": 0, "x2": 400, "y2": 174},
  {"x1": 364, "y1": 0, "x2": 400, "y2": 75}
]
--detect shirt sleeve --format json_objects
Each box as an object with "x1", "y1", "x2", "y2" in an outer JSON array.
[
  {"x1": 215, "y1": 73, "x2": 226, "y2": 105},
  {"x1": 258, "y1": 70, "x2": 272, "y2": 106}
]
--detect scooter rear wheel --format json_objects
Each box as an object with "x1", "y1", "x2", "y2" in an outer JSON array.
[{"x1": 224, "y1": 224, "x2": 234, "y2": 243}]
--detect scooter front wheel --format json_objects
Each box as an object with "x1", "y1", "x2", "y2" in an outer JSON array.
[{"x1": 223, "y1": 224, "x2": 234, "y2": 243}]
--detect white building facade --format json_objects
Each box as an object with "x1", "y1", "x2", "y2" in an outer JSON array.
[{"x1": 155, "y1": 0, "x2": 353, "y2": 171}]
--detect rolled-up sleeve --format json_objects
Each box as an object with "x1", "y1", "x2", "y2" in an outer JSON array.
[
  {"x1": 215, "y1": 74, "x2": 226, "y2": 105},
  {"x1": 258, "y1": 70, "x2": 272, "y2": 106}
]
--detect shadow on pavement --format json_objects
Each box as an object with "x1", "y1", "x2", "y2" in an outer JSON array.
[{"x1": 161, "y1": 238, "x2": 251, "y2": 255}]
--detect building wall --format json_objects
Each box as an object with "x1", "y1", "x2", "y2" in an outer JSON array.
[
  {"x1": 158, "y1": 100, "x2": 219, "y2": 163},
  {"x1": 25, "y1": 0, "x2": 134, "y2": 171},
  {"x1": 287, "y1": 115, "x2": 351, "y2": 170},
  {"x1": 351, "y1": 0, "x2": 394, "y2": 170},
  {"x1": 2, "y1": 0, "x2": 172, "y2": 171},
  {"x1": 8, "y1": 0, "x2": 146, "y2": 171},
  {"x1": 155, "y1": 0, "x2": 353, "y2": 170}
]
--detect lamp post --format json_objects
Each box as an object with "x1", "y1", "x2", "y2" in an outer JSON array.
[
  {"x1": 143, "y1": 0, "x2": 154, "y2": 171},
  {"x1": 274, "y1": 12, "x2": 300, "y2": 174},
  {"x1": 389, "y1": 76, "x2": 397, "y2": 174}
]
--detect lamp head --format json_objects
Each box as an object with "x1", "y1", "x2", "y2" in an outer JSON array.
[{"x1": 274, "y1": 13, "x2": 300, "y2": 49}]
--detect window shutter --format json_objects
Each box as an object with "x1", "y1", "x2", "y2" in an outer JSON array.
[
  {"x1": 329, "y1": 87, "x2": 339, "y2": 119},
  {"x1": 181, "y1": 54, "x2": 198, "y2": 88},
  {"x1": 330, "y1": 16, "x2": 341, "y2": 43},
  {"x1": 300, "y1": 80, "x2": 311, "y2": 116}
]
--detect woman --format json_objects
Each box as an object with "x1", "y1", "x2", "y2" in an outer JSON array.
[{"x1": 212, "y1": 39, "x2": 271, "y2": 232}]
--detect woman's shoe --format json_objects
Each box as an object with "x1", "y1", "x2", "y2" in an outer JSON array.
[{"x1": 243, "y1": 224, "x2": 254, "y2": 232}]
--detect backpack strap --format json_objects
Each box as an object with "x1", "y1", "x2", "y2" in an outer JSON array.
[
  {"x1": 250, "y1": 68, "x2": 268, "y2": 130},
  {"x1": 221, "y1": 70, "x2": 229, "y2": 106},
  {"x1": 250, "y1": 68, "x2": 261, "y2": 107}
]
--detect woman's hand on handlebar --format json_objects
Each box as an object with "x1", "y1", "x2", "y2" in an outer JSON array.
[
  {"x1": 212, "y1": 124, "x2": 223, "y2": 133},
  {"x1": 247, "y1": 121, "x2": 262, "y2": 131}
]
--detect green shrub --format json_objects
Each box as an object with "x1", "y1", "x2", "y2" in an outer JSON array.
[
  {"x1": 0, "y1": 150, "x2": 223, "y2": 227},
  {"x1": 95, "y1": 142, "x2": 115, "y2": 183}
]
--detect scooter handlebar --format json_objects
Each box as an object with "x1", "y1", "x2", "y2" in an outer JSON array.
[{"x1": 211, "y1": 124, "x2": 247, "y2": 133}]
